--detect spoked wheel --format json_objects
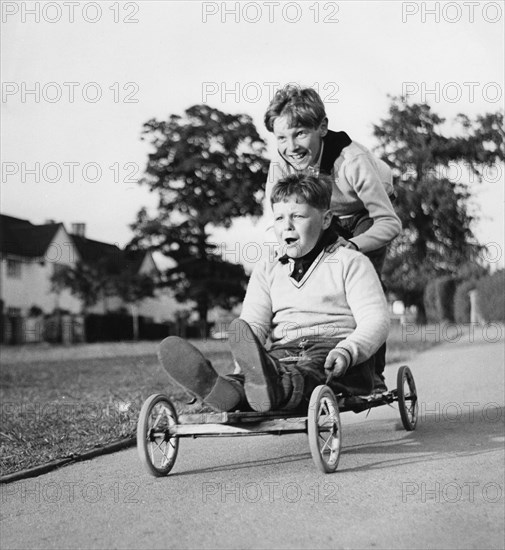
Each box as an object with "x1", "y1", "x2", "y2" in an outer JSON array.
[
  {"x1": 397, "y1": 366, "x2": 418, "y2": 431},
  {"x1": 137, "y1": 394, "x2": 179, "y2": 476},
  {"x1": 307, "y1": 385, "x2": 342, "y2": 473}
]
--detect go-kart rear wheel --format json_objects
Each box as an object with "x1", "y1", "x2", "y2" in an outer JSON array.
[
  {"x1": 397, "y1": 366, "x2": 418, "y2": 431},
  {"x1": 137, "y1": 393, "x2": 179, "y2": 476},
  {"x1": 307, "y1": 385, "x2": 342, "y2": 473}
]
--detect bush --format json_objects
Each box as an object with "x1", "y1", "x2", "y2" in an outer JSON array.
[
  {"x1": 454, "y1": 279, "x2": 478, "y2": 323},
  {"x1": 476, "y1": 270, "x2": 505, "y2": 322},
  {"x1": 44, "y1": 313, "x2": 62, "y2": 343},
  {"x1": 139, "y1": 317, "x2": 173, "y2": 340},
  {"x1": 85, "y1": 313, "x2": 175, "y2": 342},
  {"x1": 437, "y1": 277, "x2": 457, "y2": 322},
  {"x1": 424, "y1": 276, "x2": 458, "y2": 323},
  {"x1": 424, "y1": 279, "x2": 438, "y2": 323}
]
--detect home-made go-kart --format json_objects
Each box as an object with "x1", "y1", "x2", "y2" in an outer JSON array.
[{"x1": 136, "y1": 365, "x2": 418, "y2": 476}]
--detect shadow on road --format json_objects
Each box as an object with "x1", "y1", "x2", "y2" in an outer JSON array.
[
  {"x1": 171, "y1": 449, "x2": 310, "y2": 477},
  {"x1": 169, "y1": 405, "x2": 504, "y2": 476},
  {"x1": 332, "y1": 405, "x2": 504, "y2": 473}
]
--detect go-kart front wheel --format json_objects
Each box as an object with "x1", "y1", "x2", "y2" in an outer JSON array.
[
  {"x1": 397, "y1": 366, "x2": 418, "y2": 431},
  {"x1": 137, "y1": 393, "x2": 179, "y2": 477},
  {"x1": 307, "y1": 385, "x2": 342, "y2": 473}
]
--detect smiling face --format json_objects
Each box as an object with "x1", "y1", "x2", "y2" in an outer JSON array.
[
  {"x1": 273, "y1": 195, "x2": 331, "y2": 259},
  {"x1": 272, "y1": 115, "x2": 328, "y2": 171}
]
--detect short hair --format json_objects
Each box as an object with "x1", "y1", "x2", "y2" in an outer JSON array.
[
  {"x1": 264, "y1": 85, "x2": 326, "y2": 132},
  {"x1": 270, "y1": 173, "x2": 333, "y2": 211}
]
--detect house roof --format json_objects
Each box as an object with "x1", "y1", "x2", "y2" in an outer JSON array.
[
  {"x1": 124, "y1": 249, "x2": 151, "y2": 274},
  {"x1": 0, "y1": 214, "x2": 62, "y2": 258},
  {"x1": 71, "y1": 235, "x2": 149, "y2": 274},
  {"x1": 71, "y1": 234, "x2": 123, "y2": 265},
  {"x1": 0, "y1": 213, "x2": 153, "y2": 274}
]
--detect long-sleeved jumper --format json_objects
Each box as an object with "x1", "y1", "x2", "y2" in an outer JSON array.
[{"x1": 240, "y1": 246, "x2": 390, "y2": 367}]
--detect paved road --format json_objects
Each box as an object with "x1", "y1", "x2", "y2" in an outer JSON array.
[{"x1": 1, "y1": 328, "x2": 504, "y2": 549}]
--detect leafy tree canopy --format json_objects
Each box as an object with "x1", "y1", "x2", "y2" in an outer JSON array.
[
  {"x1": 373, "y1": 98, "x2": 503, "y2": 320},
  {"x1": 51, "y1": 259, "x2": 155, "y2": 313},
  {"x1": 130, "y1": 105, "x2": 269, "y2": 330}
]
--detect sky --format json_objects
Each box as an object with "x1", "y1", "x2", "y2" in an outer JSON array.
[{"x1": 1, "y1": 0, "x2": 504, "y2": 270}]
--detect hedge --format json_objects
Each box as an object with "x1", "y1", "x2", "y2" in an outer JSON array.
[
  {"x1": 85, "y1": 313, "x2": 174, "y2": 343},
  {"x1": 84, "y1": 313, "x2": 212, "y2": 342},
  {"x1": 453, "y1": 279, "x2": 477, "y2": 323},
  {"x1": 424, "y1": 276, "x2": 458, "y2": 323},
  {"x1": 475, "y1": 270, "x2": 505, "y2": 322},
  {"x1": 424, "y1": 279, "x2": 438, "y2": 323}
]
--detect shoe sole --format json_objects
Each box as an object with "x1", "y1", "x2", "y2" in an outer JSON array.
[
  {"x1": 228, "y1": 319, "x2": 274, "y2": 412},
  {"x1": 158, "y1": 337, "x2": 227, "y2": 412}
]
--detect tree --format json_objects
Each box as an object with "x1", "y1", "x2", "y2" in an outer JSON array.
[
  {"x1": 51, "y1": 261, "x2": 106, "y2": 313},
  {"x1": 130, "y1": 104, "x2": 269, "y2": 334},
  {"x1": 112, "y1": 269, "x2": 156, "y2": 341},
  {"x1": 373, "y1": 98, "x2": 503, "y2": 322},
  {"x1": 51, "y1": 257, "x2": 156, "y2": 340}
]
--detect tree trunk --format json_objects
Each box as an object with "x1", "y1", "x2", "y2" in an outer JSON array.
[
  {"x1": 196, "y1": 222, "x2": 209, "y2": 338},
  {"x1": 130, "y1": 304, "x2": 139, "y2": 341},
  {"x1": 415, "y1": 301, "x2": 427, "y2": 325},
  {"x1": 197, "y1": 295, "x2": 209, "y2": 338}
]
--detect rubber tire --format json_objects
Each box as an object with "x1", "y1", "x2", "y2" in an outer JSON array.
[
  {"x1": 137, "y1": 393, "x2": 179, "y2": 477},
  {"x1": 397, "y1": 366, "x2": 418, "y2": 431},
  {"x1": 307, "y1": 385, "x2": 342, "y2": 473}
]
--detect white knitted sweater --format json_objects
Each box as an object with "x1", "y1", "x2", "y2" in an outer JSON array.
[{"x1": 240, "y1": 247, "x2": 390, "y2": 367}]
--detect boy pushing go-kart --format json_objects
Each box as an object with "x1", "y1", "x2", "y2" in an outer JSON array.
[
  {"x1": 158, "y1": 173, "x2": 390, "y2": 413},
  {"x1": 264, "y1": 85, "x2": 401, "y2": 393}
]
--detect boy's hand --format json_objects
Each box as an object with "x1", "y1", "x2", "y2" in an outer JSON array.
[{"x1": 324, "y1": 350, "x2": 350, "y2": 384}]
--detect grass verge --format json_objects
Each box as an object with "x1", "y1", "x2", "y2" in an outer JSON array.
[{"x1": 0, "y1": 324, "x2": 435, "y2": 476}]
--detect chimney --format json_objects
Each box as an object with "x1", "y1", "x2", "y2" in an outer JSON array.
[{"x1": 71, "y1": 223, "x2": 86, "y2": 237}]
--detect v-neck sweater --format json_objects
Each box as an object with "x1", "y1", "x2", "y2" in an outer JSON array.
[
  {"x1": 240, "y1": 247, "x2": 389, "y2": 367},
  {"x1": 279, "y1": 228, "x2": 335, "y2": 282}
]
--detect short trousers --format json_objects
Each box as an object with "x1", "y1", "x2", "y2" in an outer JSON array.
[{"x1": 269, "y1": 336, "x2": 375, "y2": 399}]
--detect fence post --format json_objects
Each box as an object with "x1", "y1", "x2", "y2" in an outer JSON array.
[{"x1": 469, "y1": 289, "x2": 485, "y2": 324}]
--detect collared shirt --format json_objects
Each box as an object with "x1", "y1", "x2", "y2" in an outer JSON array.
[
  {"x1": 306, "y1": 142, "x2": 324, "y2": 178},
  {"x1": 279, "y1": 228, "x2": 337, "y2": 282}
]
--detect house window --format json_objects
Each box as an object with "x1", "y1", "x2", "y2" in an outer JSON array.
[{"x1": 6, "y1": 259, "x2": 22, "y2": 279}]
